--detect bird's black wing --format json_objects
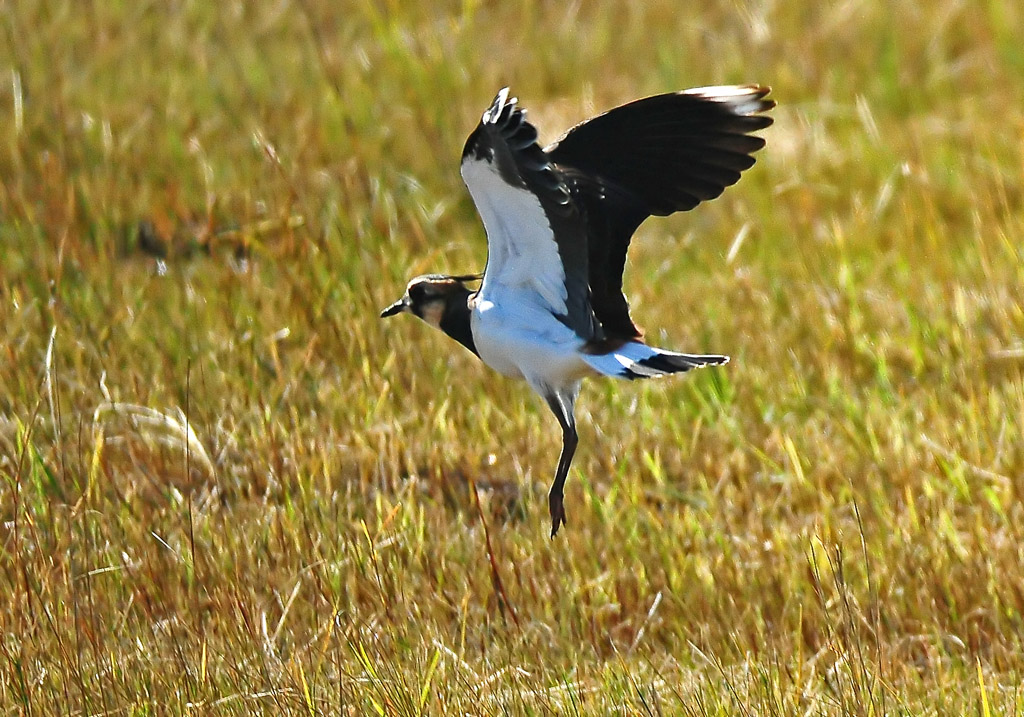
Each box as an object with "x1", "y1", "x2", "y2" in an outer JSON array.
[
  {"x1": 545, "y1": 85, "x2": 774, "y2": 339},
  {"x1": 461, "y1": 88, "x2": 598, "y2": 340}
]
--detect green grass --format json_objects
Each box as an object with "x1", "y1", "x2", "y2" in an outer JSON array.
[{"x1": 2, "y1": 0, "x2": 1023, "y2": 713}]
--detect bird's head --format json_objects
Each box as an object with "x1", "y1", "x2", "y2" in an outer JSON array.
[{"x1": 380, "y1": 273, "x2": 481, "y2": 329}]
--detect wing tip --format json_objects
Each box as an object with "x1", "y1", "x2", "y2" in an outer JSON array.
[
  {"x1": 681, "y1": 84, "x2": 776, "y2": 120},
  {"x1": 483, "y1": 86, "x2": 517, "y2": 125},
  {"x1": 465, "y1": 87, "x2": 571, "y2": 204}
]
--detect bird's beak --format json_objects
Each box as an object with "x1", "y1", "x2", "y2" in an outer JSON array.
[{"x1": 380, "y1": 297, "x2": 408, "y2": 318}]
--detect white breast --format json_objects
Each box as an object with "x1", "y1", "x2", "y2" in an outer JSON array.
[{"x1": 471, "y1": 291, "x2": 593, "y2": 389}]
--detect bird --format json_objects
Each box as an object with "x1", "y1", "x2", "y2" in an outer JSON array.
[{"x1": 381, "y1": 85, "x2": 774, "y2": 537}]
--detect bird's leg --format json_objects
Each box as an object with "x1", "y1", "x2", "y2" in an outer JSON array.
[
  {"x1": 543, "y1": 387, "x2": 579, "y2": 538},
  {"x1": 548, "y1": 424, "x2": 578, "y2": 537}
]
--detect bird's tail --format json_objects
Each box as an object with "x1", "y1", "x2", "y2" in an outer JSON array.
[{"x1": 582, "y1": 342, "x2": 728, "y2": 380}]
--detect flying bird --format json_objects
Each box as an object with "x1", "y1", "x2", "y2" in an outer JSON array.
[{"x1": 381, "y1": 85, "x2": 773, "y2": 537}]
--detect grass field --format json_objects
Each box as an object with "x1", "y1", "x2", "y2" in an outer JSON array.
[{"x1": 2, "y1": 0, "x2": 1024, "y2": 713}]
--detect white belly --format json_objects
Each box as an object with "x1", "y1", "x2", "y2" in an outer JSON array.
[{"x1": 471, "y1": 297, "x2": 592, "y2": 388}]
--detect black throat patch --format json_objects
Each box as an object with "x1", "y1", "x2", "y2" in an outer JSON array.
[{"x1": 439, "y1": 290, "x2": 478, "y2": 357}]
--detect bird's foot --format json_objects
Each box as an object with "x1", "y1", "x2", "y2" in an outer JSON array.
[{"x1": 549, "y1": 491, "x2": 567, "y2": 538}]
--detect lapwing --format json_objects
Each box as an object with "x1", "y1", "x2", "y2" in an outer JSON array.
[{"x1": 382, "y1": 85, "x2": 773, "y2": 537}]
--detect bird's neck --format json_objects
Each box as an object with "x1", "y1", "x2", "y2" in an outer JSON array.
[{"x1": 440, "y1": 290, "x2": 478, "y2": 357}]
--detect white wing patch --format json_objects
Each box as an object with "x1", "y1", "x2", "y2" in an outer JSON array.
[
  {"x1": 461, "y1": 156, "x2": 568, "y2": 316},
  {"x1": 682, "y1": 85, "x2": 766, "y2": 116}
]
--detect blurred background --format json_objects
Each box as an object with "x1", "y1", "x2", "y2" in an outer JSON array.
[{"x1": 1, "y1": 1, "x2": 1022, "y2": 713}]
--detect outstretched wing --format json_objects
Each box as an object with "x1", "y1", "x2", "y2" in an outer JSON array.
[
  {"x1": 460, "y1": 88, "x2": 596, "y2": 340},
  {"x1": 546, "y1": 85, "x2": 775, "y2": 340}
]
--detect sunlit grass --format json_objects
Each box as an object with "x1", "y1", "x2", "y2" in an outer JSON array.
[{"x1": 2, "y1": 0, "x2": 1023, "y2": 713}]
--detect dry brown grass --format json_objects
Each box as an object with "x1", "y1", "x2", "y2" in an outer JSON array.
[{"x1": 1, "y1": 0, "x2": 1023, "y2": 713}]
